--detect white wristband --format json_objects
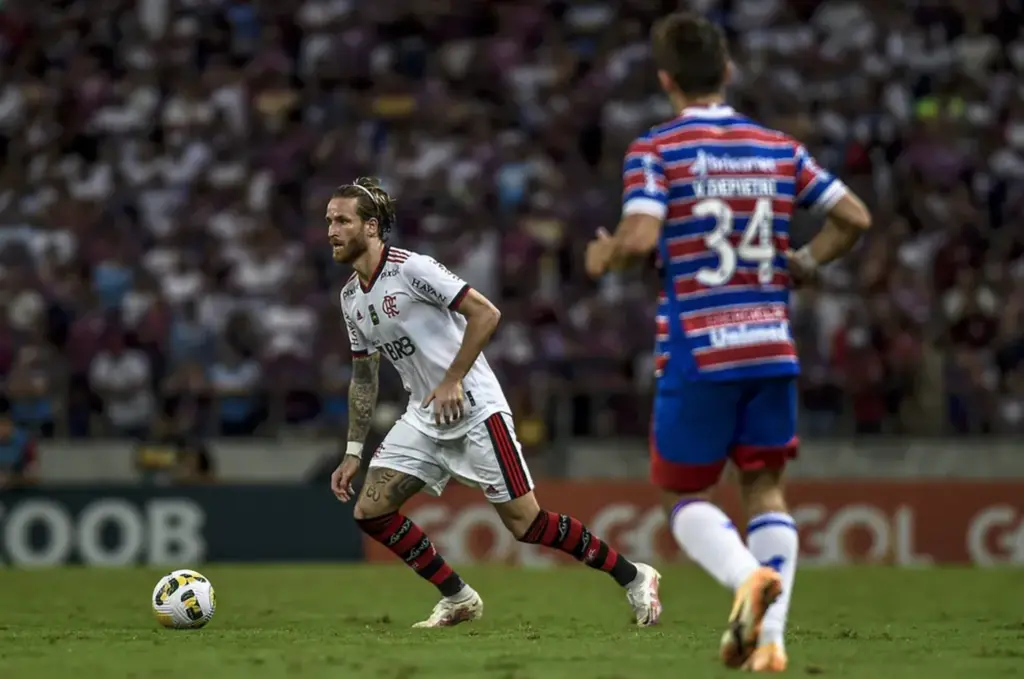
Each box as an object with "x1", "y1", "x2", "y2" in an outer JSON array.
[
  {"x1": 345, "y1": 442, "x2": 364, "y2": 460},
  {"x1": 793, "y1": 246, "x2": 818, "y2": 272}
]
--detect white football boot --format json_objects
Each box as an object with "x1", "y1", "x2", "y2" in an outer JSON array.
[
  {"x1": 626, "y1": 563, "x2": 663, "y2": 626},
  {"x1": 412, "y1": 587, "x2": 484, "y2": 628}
]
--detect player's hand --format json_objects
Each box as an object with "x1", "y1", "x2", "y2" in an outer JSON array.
[
  {"x1": 585, "y1": 228, "x2": 615, "y2": 279},
  {"x1": 785, "y1": 249, "x2": 816, "y2": 287},
  {"x1": 330, "y1": 455, "x2": 361, "y2": 502},
  {"x1": 422, "y1": 377, "x2": 464, "y2": 426}
]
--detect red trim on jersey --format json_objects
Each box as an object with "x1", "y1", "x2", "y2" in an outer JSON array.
[
  {"x1": 448, "y1": 284, "x2": 471, "y2": 311},
  {"x1": 485, "y1": 414, "x2": 530, "y2": 498},
  {"x1": 674, "y1": 270, "x2": 790, "y2": 298},
  {"x1": 654, "y1": 353, "x2": 669, "y2": 375},
  {"x1": 664, "y1": 197, "x2": 794, "y2": 226},
  {"x1": 655, "y1": 315, "x2": 669, "y2": 341},
  {"x1": 666, "y1": 231, "x2": 790, "y2": 260},
  {"x1": 693, "y1": 341, "x2": 797, "y2": 370},
  {"x1": 681, "y1": 303, "x2": 788, "y2": 334},
  {"x1": 654, "y1": 124, "x2": 788, "y2": 147},
  {"x1": 359, "y1": 245, "x2": 391, "y2": 292}
]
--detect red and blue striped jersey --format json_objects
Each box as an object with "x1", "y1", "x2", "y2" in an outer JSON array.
[{"x1": 624, "y1": 104, "x2": 846, "y2": 385}]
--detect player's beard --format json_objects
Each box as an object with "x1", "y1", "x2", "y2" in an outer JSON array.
[{"x1": 333, "y1": 235, "x2": 367, "y2": 264}]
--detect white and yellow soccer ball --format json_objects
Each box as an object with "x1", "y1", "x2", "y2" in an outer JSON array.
[{"x1": 152, "y1": 569, "x2": 217, "y2": 629}]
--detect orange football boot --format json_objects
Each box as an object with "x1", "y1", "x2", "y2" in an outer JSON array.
[{"x1": 719, "y1": 567, "x2": 783, "y2": 668}]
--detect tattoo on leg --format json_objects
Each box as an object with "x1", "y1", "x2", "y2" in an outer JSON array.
[
  {"x1": 385, "y1": 474, "x2": 426, "y2": 505},
  {"x1": 362, "y1": 468, "x2": 396, "y2": 503},
  {"x1": 361, "y1": 468, "x2": 425, "y2": 507}
]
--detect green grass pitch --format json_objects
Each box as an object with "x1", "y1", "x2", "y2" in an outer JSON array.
[{"x1": 0, "y1": 565, "x2": 1021, "y2": 678}]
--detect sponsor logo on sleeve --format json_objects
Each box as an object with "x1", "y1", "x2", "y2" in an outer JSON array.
[
  {"x1": 345, "y1": 318, "x2": 360, "y2": 344},
  {"x1": 430, "y1": 259, "x2": 461, "y2": 281},
  {"x1": 411, "y1": 277, "x2": 447, "y2": 305}
]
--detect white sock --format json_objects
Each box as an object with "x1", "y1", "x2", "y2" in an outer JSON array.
[
  {"x1": 670, "y1": 500, "x2": 760, "y2": 590},
  {"x1": 747, "y1": 512, "x2": 799, "y2": 648},
  {"x1": 445, "y1": 583, "x2": 474, "y2": 602}
]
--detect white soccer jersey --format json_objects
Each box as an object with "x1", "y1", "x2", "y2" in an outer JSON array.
[{"x1": 340, "y1": 246, "x2": 511, "y2": 440}]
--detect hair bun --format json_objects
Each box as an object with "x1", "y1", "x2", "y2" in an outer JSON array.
[{"x1": 354, "y1": 176, "x2": 382, "y2": 190}]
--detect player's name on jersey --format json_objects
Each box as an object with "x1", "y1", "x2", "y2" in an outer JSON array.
[
  {"x1": 689, "y1": 151, "x2": 780, "y2": 198},
  {"x1": 693, "y1": 177, "x2": 778, "y2": 198}
]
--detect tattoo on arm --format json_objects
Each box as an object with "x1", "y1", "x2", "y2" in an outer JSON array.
[
  {"x1": 347, "y1": 354, "x2": 380, "y2": 443},
  {"x1": 361, "y1": 468, "x2": 426, "y2": 507}
]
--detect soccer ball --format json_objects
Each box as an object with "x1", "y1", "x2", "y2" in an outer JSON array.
[{"x1": 152, "y1": 569, "x2": 216, "y2": 629}]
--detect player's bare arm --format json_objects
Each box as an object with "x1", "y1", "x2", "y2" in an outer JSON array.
[
  {"x1": 348, "y1": 352, "x2": 380, "y2": 442},
  {"x1": 331, "y1": 352, "x2": 380, "y2": 502},
  {"x1": 421, "y1": 288, "x2": 501, "y2": 425},
  {"x1": 586, "y1": 213, "x2": 662, "y2": 278},
  {"x1": 788, "y1": 192, "x2": 873, "y2": 282},
  {"x1": 591, "y1": 129, "x2": 669, "y2": 279}
]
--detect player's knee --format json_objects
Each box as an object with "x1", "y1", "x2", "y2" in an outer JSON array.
[
  {"x1": 352, "y1": 499, "x2": 394, "y2": 523},
  {"x1": 352, "y1": 502, "x2": 372, "y2": 522},
  {"x1": 738, "y1": 468, "x2": 787, "y2": 515},
  {"x1": 494, "y1": 493, "x2": 542, "y2": 540}
]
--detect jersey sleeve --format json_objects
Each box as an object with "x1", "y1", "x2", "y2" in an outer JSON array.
[
  {"x1": 622, "y1": 134, "x2": 668, "y2": 220},
  {"x1": 402, "y1": 254, "x2": 471, "y2": 310},
  {"x1": 793, "y1": 144, "x2": 847, "y2": 213},
  {"x1": 341, "y1": 303, "x2": 374, "y2": 357}
]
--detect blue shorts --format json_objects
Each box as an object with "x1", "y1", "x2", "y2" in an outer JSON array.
[{"x1": 649, "y1": 377, "x2": 799, "y2": 493}]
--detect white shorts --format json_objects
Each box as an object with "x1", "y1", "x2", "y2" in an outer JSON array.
[{"x1": 368, "y1": 412, "x2": 534, "y2": 503}]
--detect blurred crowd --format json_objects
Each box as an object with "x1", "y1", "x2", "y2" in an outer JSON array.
[{"x1": 0, "y1": 0, "x2": 1023, "y2": 445}]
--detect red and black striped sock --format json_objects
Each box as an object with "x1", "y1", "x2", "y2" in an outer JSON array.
[
  {"x1": 357, "y1": 512, "x2": 465, "y2": 597},
  {"x1": 520, "y1": 510, "x2": 639, "y2": 587}
]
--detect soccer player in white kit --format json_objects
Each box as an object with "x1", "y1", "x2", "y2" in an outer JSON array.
[{"x1": 328, "y1": 177, "x2": 662, "y2": 628}]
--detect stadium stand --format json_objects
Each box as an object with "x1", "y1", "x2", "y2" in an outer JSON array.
[{"x1": 0, "y1": 0, "x2": 1022, "y2": 444}]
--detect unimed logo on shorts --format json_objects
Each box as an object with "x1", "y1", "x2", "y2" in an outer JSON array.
[{"x1": 361, "y1": 482, "x2": 1024, "y2": 567}]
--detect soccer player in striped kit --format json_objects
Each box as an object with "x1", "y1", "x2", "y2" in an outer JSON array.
[
  {"x1": 328, "y1": 177, "x2": 662, "y2": 629},
  {"x1": 586, "y1": 13, "x2": 872, "y2": 672}
]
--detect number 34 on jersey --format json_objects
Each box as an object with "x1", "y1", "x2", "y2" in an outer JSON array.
[{"x1": 621, "y1": 106, "x2": 847, "y2": 380}]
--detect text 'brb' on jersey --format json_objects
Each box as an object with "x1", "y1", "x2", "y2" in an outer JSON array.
[
  {"x1": 624, "y1": 104, "x2": 847, "y2": 385},
  {"x1": 340, "y1": 246, "x2": 510, "y2": 440}
]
